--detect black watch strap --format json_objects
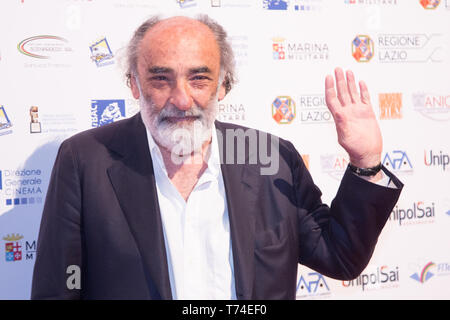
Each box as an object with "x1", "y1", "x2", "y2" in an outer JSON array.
[{"x1": 348, "y1": 162, "x2": 383, "y2": 176}]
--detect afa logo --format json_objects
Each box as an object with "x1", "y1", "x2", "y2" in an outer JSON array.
[
  {"x1": 272, "y1": 37, "x2": 286, "y2": 60},
  {"x1": 296, "y1": 272, "x2": 331, "y2": 298},
  {"x1": 91, "y1": 100, "x2": 125, "y2": 128},
  {"x1": 0, "y1": 105, "x2": 13, "y2": 136},
  {"x1": 420, "y1": 0, "x2": 440, "y2": 9},
  {"x1": 90, "y1": 37, "x2": 114, "y2": 67},
  {"x1": 410, "y1": 262, "x2": 435, "y2": 283},
  {"x1": 320, "y1": 154, "x2": 349, "y2": 180},
  {"x1": 272, "y1": 96, "x2": 296, "y2": 124},
  {"x1": 352, "y1": 35, "x2": 374, "y2": 63},
  {"x1": 382, "y1": 150, "x2": 413, "y2": 174}
]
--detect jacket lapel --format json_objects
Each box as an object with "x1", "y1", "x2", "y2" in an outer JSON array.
[
  {"x1": 106, "y1": 113, "x2": 172, "y2": 300},
  {"x1": 215, "y1": 121, "x2": 259, "y2": 300}
]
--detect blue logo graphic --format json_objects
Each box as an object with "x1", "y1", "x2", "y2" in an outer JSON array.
[
  {"x1": 176, "y1": 0, "x2": 197, "y2": 8},
  {"x1": 446, "y1": 210, "x2": 450, "y2": 216},
  {"x1": 90, "y1": 37, "x2": 114, "y2": 67},
  {"x1": 263, "y1": 0, "x2": 288, "y2": 10},
  {"x1": 383, "y1": 150, "x2": 413, "y2": 172},
  {"x1": 296, "y1": 272, "x2": 330, "y2": 296},
  {"x1": 0, "y1": 105, "x2": 13, "y2": 136},
  {"x1": 90, "y1": 100, "x2": 125, "y2": 128}
]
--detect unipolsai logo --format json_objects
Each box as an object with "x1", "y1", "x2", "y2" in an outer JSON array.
[
  {"x1": 342, "y1": 265, "x2": 400, "y2": 291},
  {"x1": 424, "y1": 150, "x2": 449, "y2": 171},
  {"x1": 91, "y1": 100, "x2": 125, "y2": 127},
  {"x1": 389, "y1": 201, "x2": 435, "y2": 226},
  {"x1": 296, "y1": 272, "x2": 331, "y2": 299},
  {"x1": 2, "y1": 233, "x2": 37, "y2": 262},
  {"x1": 272, "y1": 96, "x2": 296, "y2": 124},
  {"x1": 382, "y1": 150, "x2": 413, "y2": 175}
]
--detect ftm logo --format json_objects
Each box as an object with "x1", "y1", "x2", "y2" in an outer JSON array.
[
  {"x1": 420, "y1": 0, "x2": 440, "y2": 9},
  {"x1": 379, "y1": 93, "x2": 402, "y2": 119},
  {"x1": 352, "y1": 35, "x2": 374, "y2": 62},
  {"x1": 410, "y1": 262, "x2": 436, "y2": 283},
  {"x1": 272, "y1": 96, "x2": 296, "y2": 124}
]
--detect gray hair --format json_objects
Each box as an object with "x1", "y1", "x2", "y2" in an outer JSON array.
[{"x1": 125, "y1": 14, "x2": 236, "y2": 94}]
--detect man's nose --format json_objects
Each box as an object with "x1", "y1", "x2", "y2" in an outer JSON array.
[{"x1": 169, "y1": 81, "x2": 193, "y2": 111}]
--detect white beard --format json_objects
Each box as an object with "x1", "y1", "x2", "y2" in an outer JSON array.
[{"x1": 138, "y1": 85, "x2": 218, "y2": 158}]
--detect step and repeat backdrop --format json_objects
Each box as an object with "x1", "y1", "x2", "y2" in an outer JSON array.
[{"x1": 0, "y1": 0, "x2": 449, "y2": 300}]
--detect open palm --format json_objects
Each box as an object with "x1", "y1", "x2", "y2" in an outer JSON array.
[{"x1": 325, "y1": 68, "x2": 382, "y2": 168}]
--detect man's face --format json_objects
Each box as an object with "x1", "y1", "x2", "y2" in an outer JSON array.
[{"x1": 131, "y1": 17, "x2": 226, "y2": 155}]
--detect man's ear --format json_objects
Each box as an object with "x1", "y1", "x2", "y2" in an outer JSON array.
[
  {"x1": 130, "y1": 75, "x2": 141, "y2": 100},
  {"x1": 218, "y1": 82, "x2": 227, "y2": 101}
]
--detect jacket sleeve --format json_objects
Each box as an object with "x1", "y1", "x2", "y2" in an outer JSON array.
[
  {"x1": 290, "y1": 143, "x2": 403, "y2": 280},
  {"x1": 31, "y1": 140, "x2": 83, "y2": 299}
]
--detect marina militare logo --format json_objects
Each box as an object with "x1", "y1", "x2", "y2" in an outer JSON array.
[{"x1": 3, "y1": 234, "x2": 24, "y2": 262}]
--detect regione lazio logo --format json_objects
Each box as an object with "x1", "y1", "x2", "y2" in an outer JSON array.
[
  {"x1": 3, "y1": 234, "x2": 24, "y2": 262},
  {"x1": 90, "y1": 37, "x2": 114, "y2": 67},
  {"x1": 272, "y1": 96, "x2": 296, "y2": 124},
  {"x1": 272, "y1": 37, "x2": 286, "y2": 60},
  {"x1": 352, "y1": 35, "x2": 374, "y2": 62},
  {"x1": 420, "y1": 0, "x2": 440, "y2": 9},
  {"x1": 91, "y1": 100, "x2": 125, "y2": 127}
]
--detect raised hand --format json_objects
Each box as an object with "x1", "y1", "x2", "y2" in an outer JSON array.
[{"x1": 325, "y1": 68, "x2": 382, "y2": 170}]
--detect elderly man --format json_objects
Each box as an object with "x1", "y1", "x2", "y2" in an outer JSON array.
[{"x1": 31, "y1": 14, "x2": 402, "y2": 300}]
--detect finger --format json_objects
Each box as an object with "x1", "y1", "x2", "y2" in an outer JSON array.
[
  {"x1": 325, "y1": 75, "x2": 341, "y2": 115},
  {"x1": 359, "y1": 80, "x2": 371, "y2": 105},
  {"x1": 346, "y1": 70, "x2": 360, "y2": 104},
  {"x1": 334, "y1": 67, "x2": 352, "y2": 106}
]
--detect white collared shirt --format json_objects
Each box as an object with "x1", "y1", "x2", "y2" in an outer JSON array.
[{"x1": 145, "y1": 124, "x2": 236, "y2": 300}]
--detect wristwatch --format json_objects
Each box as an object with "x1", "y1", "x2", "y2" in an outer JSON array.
[{"x1": 348, "y1": 162, "x2": 383, "y2": 177}]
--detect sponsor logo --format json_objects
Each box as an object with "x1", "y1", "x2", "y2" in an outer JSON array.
[
  {"x1": 2, "y1": 233, "x2": 36, "y2": 262},
  {"x1": 301, "y1": 155, "x2": 310, "y2": 170},
  {"x1": 18, "y1": 35, "x2": 73, "y2": 59},
  {"x1": 412, "y1": 92, "x2": 450, "y2": 121},
  {"x1": 298, "y1": 94, "x2": 333, "y2": 124},
  {"x1": 353, "y1": 34, "x2": 443, "y2": 63},
  {"x1": 320, "y1": 154, "x2": 348, "y2": 180},
  {"x1": 176, "y1": 0, "x2": 197, "y2": 8},
  {"x1": 0, "y1": 105, "x2": 13, "y2": 136},
  {"x1": 344, "y1": 0, "x2": 398, "y2": 5},
  {"x1": 211, "y1": 0, "x2": 252, "y2": 7},
  {"x1": 29, "y1": 106, "x2": 42, "y2": 133},
  {"x1": 352, "y1": 35, "x2": 374, "y2": 62},
  {"x1": 410, "y1": 261, "x2": 450, "y2": 284},
  {"x1": 379, "y1": 93, "x2": 402, "y2": 119},
  {"x1": 0, "y1": 170, "x2": 2, "y2": 190},
  {"x1": 296, "y1": 272, "x2": 331, "y2": 299},
  {"x1": 272, "y1": 96, "x2": 296, "y2": 124},
  {"x1": 272, "y1": 37, "x2": 329, "y2": 61},
  {"x1": 263, "y1": 0, "x2": 323, "y2": 11},
  {"x1": 382, "y1": 150, "x2": 413, "y2": 175},
  {"x1": 91, "y1": 100, "x2": 125, "y2": 128},
  {"x1": 424, "y1": 150, "x2": 449, "y2": 171},
  {"x1": 420, "y1": 0, "x2": 440, "y2": 9},
  {"x1": 218, "y1": 103, "x2": 246, "y2": 122},
  {"x1": 90, "y1": 37, "x2": 114, "y2": 67},
  {"x1": 389, "y1": 201, "x2": 435, "y2": 226},
  {"x1": 342, "y1": 265, "x2": 400, "y2": 291},
  {"x1": 0, "y1": 169, "x2": 44, "y2": 207}
]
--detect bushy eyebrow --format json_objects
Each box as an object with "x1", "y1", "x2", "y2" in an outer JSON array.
[{"x1": 147, "y1": 66, "x2": 212, "y2": 75}]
